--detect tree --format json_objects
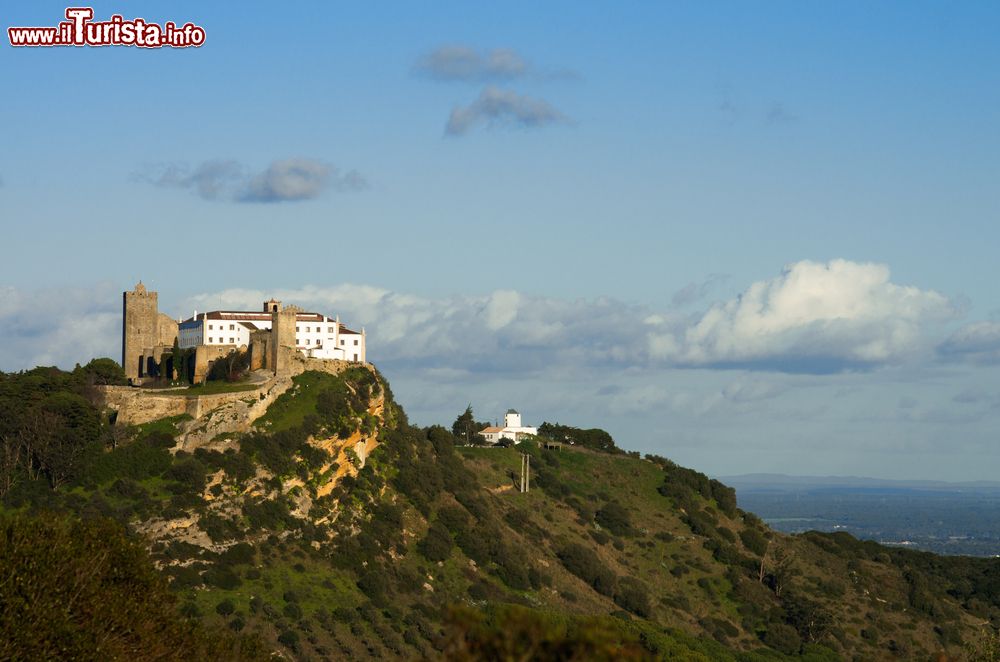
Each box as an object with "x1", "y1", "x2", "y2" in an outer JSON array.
[
  {"x1": 76, "y1": 358, "x2": 127, "y2": 386},
  {"x1": 0, "y1": 513, "x2": 266, "y2": 660},
  {"x1": 451, "y1": 405, "x2": 488, "y2": 445},
  {"x1": 208, "y1": 349, "x2": 250, "y2": 382},
  {"x1": 0, "y1": 434, "x2": 24, "y2": 499}
]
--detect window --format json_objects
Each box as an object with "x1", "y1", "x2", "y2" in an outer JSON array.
[
  {"x1": 354, "y1": 339, "x2": 358, "y2": 345},
  {"x1": 296, "y1": 326, "x2": 299, "y2": 332},
  {"x1": 328, "y1": 326, "x2": 334, "y2": 333},
  {"x1": 306, "y1": 339, "x2": 310, "y2": 345},
  {"x1": 230, "y1": 338, "x2": 235, "y2": 344},
  {"x1": 209, "y1": 324, "x2": 213, "y2": 330},
  {"x1": 340, "y1": 340, "x2": 344, "y2": 346},
  {"x1": 353, "y1": 353, "x2": 358, "y2": 361},
  {"x1": 209, "y1": 337, "x2": 213, "y2": 343},
  {"x1": 229, "y1": 324, "x2": 235, "y2": 331}
]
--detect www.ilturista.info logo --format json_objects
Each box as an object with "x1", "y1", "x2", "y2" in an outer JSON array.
[{"x1": 8, "y1": 7, "x2": 205, "y2": 48}]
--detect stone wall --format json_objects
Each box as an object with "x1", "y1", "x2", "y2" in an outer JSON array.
[
  {"x1": 96, "y1": 357, "x2": 367, "y2": 448},
  {"x1": 192, "y1": 344, "x2": 233, "y2": 384},
  {"x1": 96, "y1": 383, "x2": 266, "y2": 427},
  {"x1": 249, "y1": 329, "x2": 270, "y2": 371},
  {"x1": 156, "y1": 312, "x2": 179, "y2": 347}
]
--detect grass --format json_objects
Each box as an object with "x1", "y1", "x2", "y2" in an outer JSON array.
[
  {"x1": 156, "y1": 381, "x2": 261, "y2": 396},
  {"x1": 252, "y1": 371, "x2": 343, "y2": 433},
  {"x1": 135, "y1": 414, "x2": 193, "y2": 438}
]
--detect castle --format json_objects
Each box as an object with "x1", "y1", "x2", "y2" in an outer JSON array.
[{"x1": 122, "y1": 282, "x2": 366, "y2": 384}]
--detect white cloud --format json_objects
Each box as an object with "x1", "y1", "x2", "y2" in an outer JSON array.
[
  {"x1": 180, "y1": 260, "x2": 954, "y2": 375},
  {"x1": 650, "y1": 259, "x2": 957, "y2": 371}
]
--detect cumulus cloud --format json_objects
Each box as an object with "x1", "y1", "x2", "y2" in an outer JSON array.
[
  {"x1": 446, "y1": 86, "x2": 568, "y2": 136},
  {"x1": 136, "y1": 158, "x2": 366, "y2": 202},
  {"x1": 414, "y1": 46, "x2": 529, "y2": 82},
  {"x1": 938, "y1": 321, "x2": 1000, "y2": 364},
  {"x1": 649, "y1": 260, "x2": 957, "y2": 372},
  {"x1": 0, "y1": 284, "x2": 121, "y2": 371}
]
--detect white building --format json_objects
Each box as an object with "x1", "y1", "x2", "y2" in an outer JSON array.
[
  {"x1": 480, "y1": 409, "x2": 538, "y2": 445},
  {"x1": 177, "y1": 305, "x2": 366, "y2": 362}
]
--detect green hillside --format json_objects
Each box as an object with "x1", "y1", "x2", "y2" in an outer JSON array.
[{"x1": 2, "y1": 363, "x2": 1000, "y2": 660}]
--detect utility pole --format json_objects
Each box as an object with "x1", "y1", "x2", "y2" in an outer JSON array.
[{"x1": 520, "y1": 453, "x2": 530, "y2": 493}]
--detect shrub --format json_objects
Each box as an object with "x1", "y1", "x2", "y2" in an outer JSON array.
[
  {"x1": 419, "y1": 521, "x2": 454, "y2": 562},
  {"x1": 614, "y1": 577, "x2": 651, "y2": 617},
  {"x1": 763, "y1": 621, "x2": 801, "y2": 655},
  {"x1": 202, "y1": 567, "x2": 242, "y2": 590},
  {"x1": 277, "y1": 629, "x2": 299, "y2": 651},
  {"x1": 557, "y1": 543, "x2": 617, "y2": 597},
  {"x1": 216, "y1": 599, "x2": 235, "y2": 616},
  {"x1": 164, "y1": 458, "x2": 208, "y2": 494},
  {"x1": 739, "y1": 528, "x2": 769, "y2": 556},
  {"x1": 595, "y1": 502, "x2": 633, "y2": 537}
]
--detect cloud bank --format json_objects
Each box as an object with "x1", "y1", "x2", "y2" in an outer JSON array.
[
  {"x1": 137, "y1": 158, "x2": 366, "y2": 203},
  {"x1": 0, "y1": 260, "x2": 961, "y2": 376},
  {"x1": 0, "y1": 284, "x2": 120, "y2": 371},
  {"x1": 446, "y1": 87, "x2": 568, "y2": 136}
]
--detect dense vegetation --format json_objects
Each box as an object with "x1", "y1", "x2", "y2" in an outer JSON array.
[
  {"x1": 3, "y1": 361, "x2": 1000, "y2": 660},
  {"x1": 0, "y1": 512, "x2": 265, "y2": 660}
]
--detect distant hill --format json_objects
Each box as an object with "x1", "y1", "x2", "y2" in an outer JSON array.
[
  {"x1": 725, "y1": 473, "x2": 1000, "y2": 558},
  {"x1": 3, "y1": 363, "x2": 1000, "y2": 659},
  {"x1": 721, "y1": 473, "x2": 1000, "y2": 493}
]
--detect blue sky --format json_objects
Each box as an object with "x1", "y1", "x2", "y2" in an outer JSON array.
[{"x1": 2, "y1": 2, "x2": 999, "y2": 480}]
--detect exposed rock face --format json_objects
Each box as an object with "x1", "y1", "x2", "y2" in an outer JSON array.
[{"x1": 107, "y1": 360, "x2": 385, "y2": 563}]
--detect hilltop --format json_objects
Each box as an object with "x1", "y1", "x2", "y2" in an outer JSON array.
[{"x1": 2, "y1": 362, "x2": 1000, "y2": 660}]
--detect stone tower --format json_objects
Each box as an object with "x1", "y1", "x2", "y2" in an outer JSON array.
[
  {"x1": 270, "y1": 301, "x2": 299, "y2": 375},
  {"x1": 122, "y1": 282, "x2": 158, "y2": 381}
]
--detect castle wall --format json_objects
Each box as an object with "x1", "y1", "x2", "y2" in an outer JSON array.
[
  {"x1": 249, "y1": 330, "x2": 270, "y2": 371},
  {"x1": 156, "y1": 313, "x2": 179, "y2": 348},
  {"x1": 192, "y1": 344, "x2": 233, "y2": 384}
]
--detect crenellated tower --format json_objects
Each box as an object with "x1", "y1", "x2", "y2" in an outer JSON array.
[{"x1": 122, "y1": 282, "x2": 159, "y2": 381}]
